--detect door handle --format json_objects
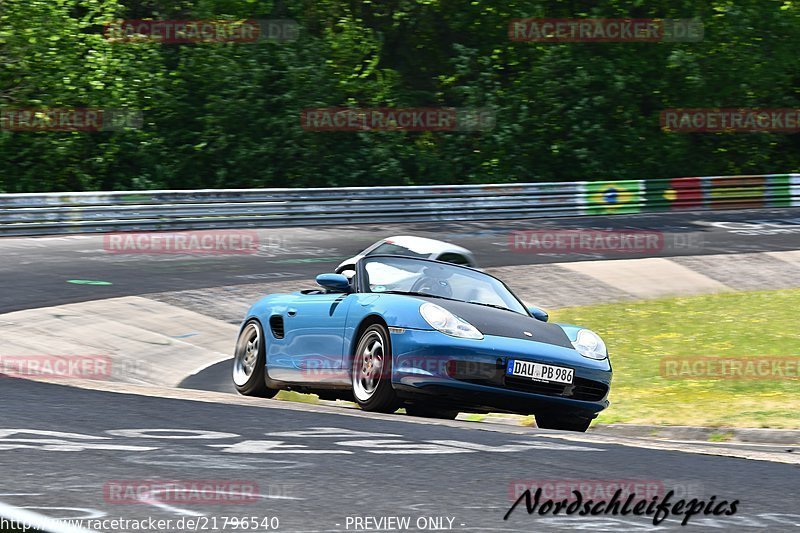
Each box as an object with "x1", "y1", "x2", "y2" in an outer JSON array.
[{"x1": 287, "y1": 308, "x2": 297, "y2": 317}]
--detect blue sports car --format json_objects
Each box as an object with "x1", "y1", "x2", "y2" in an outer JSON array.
[{"x1": 233, "y1": 255, "x2": 611, "y2": 431}]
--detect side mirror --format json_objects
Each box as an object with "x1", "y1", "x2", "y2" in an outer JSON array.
[
  {"x1": 316, "y1": 273, "x2": 351, "y2": 293},
  {"x1": 527, "y1": 306, "x2": 549, "y2": 322}
]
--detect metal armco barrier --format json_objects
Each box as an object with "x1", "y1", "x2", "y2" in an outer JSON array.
[{"x1": 0, "y1": 174, "x2": 798, "y2": 236}]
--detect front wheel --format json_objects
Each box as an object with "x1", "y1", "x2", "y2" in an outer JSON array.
[
  {"x1": 351, "y1": 324, "x2": 400, "y2": 413},
  {"x1": 233, "y1": 320, "x2": 279, "y2": 398},
  {"x1": 535, "y1": 413, "x2": 592, "y2": 432}
]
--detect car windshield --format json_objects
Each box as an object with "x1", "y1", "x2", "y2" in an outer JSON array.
[
  {"x1": 362, "y1": 256, "x2": 527, "y2": 315},
  {"x1": 365, "y1": 242, "x2": 429, "y2": 258}
]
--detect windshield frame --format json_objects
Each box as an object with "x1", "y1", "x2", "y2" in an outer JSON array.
[{"x1": 355, "y1": 254, "x2": 531, "y2": 316}]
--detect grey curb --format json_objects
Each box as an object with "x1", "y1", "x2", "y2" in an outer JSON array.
[
  {"x1": 591, "y1": 424, "x2": 800, "y2": 445},
  {"x1": 457, "y1": 416, "x2": 800, "y2": 445}
]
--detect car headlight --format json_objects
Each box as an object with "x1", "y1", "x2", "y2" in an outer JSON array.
[
  {"x1": 419, "y1": 302, "x2": 483, "y2": 340},
  {"x1": 572, "y1": 329, "x2": 607, "y2": 360}
]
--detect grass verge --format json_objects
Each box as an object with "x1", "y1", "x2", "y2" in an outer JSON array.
[{"x1": 551, "y1": 288, "x2": 800, "y2": 428}]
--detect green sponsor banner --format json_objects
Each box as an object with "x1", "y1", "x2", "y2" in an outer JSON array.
[
  {"x1": 708, "y1": 176, "x2": 765, "y2": 208},
  {"x1": 584, "y1": 180, "x2": 644, "y2": 214},
  {"x1": 767, "y1": 174, "x2": 792, "y2": 207}
]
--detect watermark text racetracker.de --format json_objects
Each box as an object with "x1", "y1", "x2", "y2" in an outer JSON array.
[
  {"x1": 59, "y1": 516, "x2": 280, "y2": 532},
  {"x1": 0, "y1": 108, "x2": 142, "y2": 132},
  {"x1": 0, "y1": 355, "x2": 149, "y2": 381},
  {"x1": 301, "y1": 107, "x2": 495, "y2": 132},
  {"x1": 104, "y1": 19, "x2": 299, "y2": 43},
  {"x1": 509, "y1": 18, "x2": 703, "y2": 42},
  {"x1": 104, "y1": 479, "x2": 262, "y2": 504},
  {"x1": 661, "y1": 108, "x2": 800, "y2": 133},
  {"x1": 299, "y1": 355, "x2": 501, "y2": 382},
  {"x1": 103, "y1": 230, "x2": 260, "y2": 254},
  {"x1": 661, "y1": 356, "x2": 800, "y2": 380},
  {"x1": 508, "y1": 229, "x2": 703, "y2": 254},
  {"x1": 508, "y1": 479, "x2": 705, "y2": 503}
]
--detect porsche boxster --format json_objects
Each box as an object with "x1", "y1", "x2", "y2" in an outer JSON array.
[{"x1": 233, "y1": 255, "x2": 611, "y2": 431}]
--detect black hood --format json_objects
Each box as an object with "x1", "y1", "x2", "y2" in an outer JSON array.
[{"x1": 414, "y1": 296, "x2": 573, "y2": 349}]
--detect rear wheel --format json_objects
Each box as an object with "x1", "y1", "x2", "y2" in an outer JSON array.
[
  {"x1": 351, "y1": 324, "x2": 400, "y2": 413},
  {"x1": 233, "y1": 320, "x2": 279, "y2": 398},
  {"x1": 535, "y1": 413, "x2": 591, "y2": 432},
  {"x1": 405, "y1": 404, "x2": 459, "y2": 420}
]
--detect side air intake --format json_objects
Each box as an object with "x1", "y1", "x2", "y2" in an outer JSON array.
[{"x1": 269, "y1": 315, "x2": 285, "y2": 339}]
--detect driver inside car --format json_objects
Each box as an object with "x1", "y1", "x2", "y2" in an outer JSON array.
[{"x1": 412, "y1": 266, "x2": 453, "y2": 298}]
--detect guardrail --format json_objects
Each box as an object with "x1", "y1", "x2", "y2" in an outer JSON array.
[{"x1": 0, "y1": 174, "x2": 798, "y2": 236}]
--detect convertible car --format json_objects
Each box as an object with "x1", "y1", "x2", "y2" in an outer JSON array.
[
  {"x1": 233, "y1": 255, "x2": 611, "y2": 431},
  {"x1": 335, "y1": 235, "x2": 477, "y2": 274}
]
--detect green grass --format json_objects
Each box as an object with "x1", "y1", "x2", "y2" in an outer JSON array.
[
  {"x1": 708, "y1": 431, "x2": 735, "y2": 442},
  {"x1": 551, "y1": 288, "x2": 800, "y2": 429},
  {"x1": 276, "y1": 390, "x2": 321, "y2": 404}
]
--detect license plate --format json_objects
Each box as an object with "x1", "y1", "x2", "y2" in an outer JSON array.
[{"x1": 506, "y1": 359, "x2": 574, "y2": 384}]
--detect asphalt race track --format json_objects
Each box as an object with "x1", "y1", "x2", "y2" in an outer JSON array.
[
  {"x1": 2, "y1": 207, "x2": 800, "y2": 314},
  {"x1": 179, "y1": 360, "x2": 237, "y2": 394},
  {"x1": 1, "y1": 378, "x2": 798, "y2": 533},
  {"x1": 2, "y1": 207, "x2": 800, "y2": 532}
]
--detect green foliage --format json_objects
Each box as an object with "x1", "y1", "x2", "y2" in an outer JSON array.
[{"x1": 1, "y1": 0, "x2": 799, "y2": 192}]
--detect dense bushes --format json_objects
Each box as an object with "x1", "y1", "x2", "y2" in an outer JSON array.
[{"x1": 1, "y1": 0, "x2": 798, "y2": 192}]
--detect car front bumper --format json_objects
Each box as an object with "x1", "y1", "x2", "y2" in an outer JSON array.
[{"x1": 389, "y1": 328, "x2": 611, "y2": 418}]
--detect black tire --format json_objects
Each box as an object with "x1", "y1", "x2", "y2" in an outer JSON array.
[
  {"x1": 535, "y1": 413, "x2": 592, "y2": 432},
  {"x1": 232, "y1": 320, "x2": 279, "y2": 398},
  {"x1": 351, "y1": 323, "x2": 400, "y2": 413},
  {"x1": 405, "y1": 404, "x2": 459, "y2": 420}
]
